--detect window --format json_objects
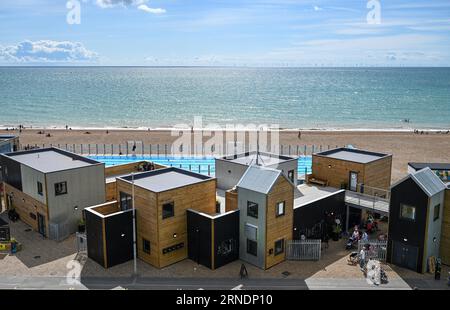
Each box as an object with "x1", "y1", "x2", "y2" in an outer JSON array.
[
  {"x1": 247, "y1": 239, "x2": 257, "y2": 256},
  {"x1": 162, "y1": 202, "x2": 175, "y2": 219},
  {"x1": 274, "y1": 239, "x2": 285, "y2": 256},
  {"x1": 54, "y1": 182, "x2": 67, "y2": 196},
  {"x1": 37, "y1": 182, "x2": 43, "y2": 196},
  {"x1": 119, "y1": 192, "x2": 132, "y2": 211},
  {"x1": 400, "y1": 204, "x2": 416, "y2": 221},
  {"x1": 434, "y1": 204, "x2": 441, "y2": 221},
  {"x1": 276, "y1": 201, "x2": 285, "y2": 217},
  {"x1": 288, "y1": 170, "x2": 295, "y2": 183},
  {"x1": 247, "y1": 201, "x2": 258, "y2": 218},
  {"x1": 143, "y1": 239, "x2": 151, "y2": 254},
  {"x1": 245, "y1": 224, "x2": 258, "y2": 241}
]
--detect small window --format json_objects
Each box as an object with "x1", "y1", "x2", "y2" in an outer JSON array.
[
  {"x1": 37, "y1": 182, "x2": 43, "y2": 196},
  {"x1": 247, "y1": 239, "x2": 257, "y2": 256},
  {"x1": 54, "y1": 181, "x2": 67, "y2": 196},
  {"x1": 162, "y1": 202, "x2": 175, "y2": 219},
  {"x1": 143, "y1": 239, "x2": 151, "y2": 254},
  {"x1": 400, "y1": 204, "x2": 416, "y2": 221},
  {"x1": 119, "y1": 192, "x2": 133, "y2": 211},
  {"x1": 247, "y1": 201, "x2": 258, "y2": 218},
  {"x1": 274, "y1": 239, "x2": 284, "y2": 256},
  {"x1": 288, "y1": 170, "x2": 295, "y2": 183},
  {"x1": 245, "y1": 223, "x2": 257, "y2": 241},
  {"x1": 434, "y1": 204, "x2": 441, "y2": 221},
  {"x1": 276, "y1": 201, "x2": 285, "y2": 217}
]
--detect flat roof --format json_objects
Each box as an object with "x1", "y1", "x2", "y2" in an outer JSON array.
[
  {"x1": 315, "y1": 148, "x2": 390, "y2": 164},
  {"x1": 219, "y1": 151, "x2": 297, "y2": 166},
  {"x1": 408, "y1": 162, "x2": 450, "y2": 171},
  {"x1": 0, "y1": 135, "x2": 16, "y2": 142},
  {"x1": 294, "y1": 184, "x2": 343, "y2": 209},
  {"x1": 119, "y1": 167, "x2": 213, "y2": 192},
  {"x1": 3, "y1": 148, "x2": 100, "y2": 173}
]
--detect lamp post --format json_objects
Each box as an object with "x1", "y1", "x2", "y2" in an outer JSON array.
[{"x1": 132, "y1": 173, "x2": 137, "y2": 276}]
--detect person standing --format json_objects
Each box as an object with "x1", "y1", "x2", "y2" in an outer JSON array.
[{"x1": 359, "y1": 248, "x2": 366, "y2": 270}]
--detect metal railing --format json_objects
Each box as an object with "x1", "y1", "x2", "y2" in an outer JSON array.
[
  {"x1": 286, "y1": 239, "x2": 322, "y2": 261},
  {"x1": 345, "y1": 183, "x2": 390, "y2": 214},
  {"x1": 358, "y1": 240, "x2": 388, "y2": 262}
]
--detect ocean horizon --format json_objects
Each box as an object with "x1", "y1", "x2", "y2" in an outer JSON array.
[{"x1": 1, "y1": 67, "x2": 450, "y2": 130}]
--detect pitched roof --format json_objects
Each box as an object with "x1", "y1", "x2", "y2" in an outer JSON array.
[
  {"x1": 392, "y1": 167, "x2": 446, "y2": 197},
  {"x1": 236, "y1": 165, "x2": 292, "y2": 194}
]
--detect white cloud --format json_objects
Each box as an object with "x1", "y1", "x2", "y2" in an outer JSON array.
[
  {"x1": 137, "y1": 4, "x2": 166, "y2": 14},
  {"x1": 0, "y1": 40, "x2": 98, "y2": 63},
  {"x1": 95, "y1": 0, "x2": 146, "y2": 8},
  {"x1": 313, "y1": 6, "x2": 322, "y2": 11}
]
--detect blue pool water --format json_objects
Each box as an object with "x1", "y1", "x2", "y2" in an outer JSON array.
[{"x1": 89, "y1": 155, "x2": 312, "y2": 177}]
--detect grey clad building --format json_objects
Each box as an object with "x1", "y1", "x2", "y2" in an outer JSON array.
[{"x1": 0, "y1": 147, "x2": 105, "y2": 240}]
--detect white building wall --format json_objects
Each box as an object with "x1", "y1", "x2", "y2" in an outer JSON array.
[
  {"x1": 424, "y1": 191, "x2": 444, "y2": 267},
  {"x1": 46, "y1": 164, "x2": 105, "y2": 233},
  {"x1": 20, "y1": 165, "x2": 46, "y2": 204}
]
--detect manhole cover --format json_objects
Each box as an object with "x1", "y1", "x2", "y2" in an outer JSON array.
[
  {"x1": 33, "y1": 255, "x2": 41, "y2": 259},
  {"x1": 282, "y1": 271, "x2": 291, "y2": 277}
]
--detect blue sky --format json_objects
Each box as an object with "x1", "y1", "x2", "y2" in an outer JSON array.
[{"x1": 0, "y1": 0, "x2": 449, "y2": 66}]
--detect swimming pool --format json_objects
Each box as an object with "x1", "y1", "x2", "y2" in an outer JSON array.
[{"x1": 89, "y1": 155, "x2": 312, "y2": 177}]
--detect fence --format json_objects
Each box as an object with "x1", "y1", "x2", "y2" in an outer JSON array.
[
  {"x1": 358, "y1": 240, "x2": 388, "y2": 262},
  {"x1": 20, "y1": 142, "x2": 349, "y2": 157},
  {"x1": 286, "y1": 239, "x2": 322, "y2": 261},
  {"x1": 76, "y1": 232, "x2": 87, "y2": 254},
  {"x1": 48, "y1": 220, "x2": 72, "y2": 242}
]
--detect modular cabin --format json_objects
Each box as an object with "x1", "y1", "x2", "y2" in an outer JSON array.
[
  {"x1": 310, "y1": 148, "x2": 392, "y2": 194},
  {"x1": 90, "y1": 167, "x2": 217, "y2": 269},
  {"x1": 0, "y1": 135, "x2": 19, "y2": 154},
  {"x1": 215, "y1": 151, "x2": 298, "y2": 190},
  {"x1": 387, "y1": 168, "x2": 446, "y2": 273},
  {"x1": 104, "y1": 161, "x2": 166, "y2": 201},
  {"x1": 0, "y1": 148, "x2": 105, "y2": 240},
  {"x1": 293, "y1": 185, "x2": 346, "y2": 240},
  {"x1": 85, "y1": 201, "x2": 134, "y2": 268},
  {"x1": 186, "y1": 209, "x2": 240, "y2": 270},
  {"x1": 236, "y1": 165, "x2": 295, "y2": 270},
  {"x1": 442, "y1": 186, "x2": 450, "y2": 265}
]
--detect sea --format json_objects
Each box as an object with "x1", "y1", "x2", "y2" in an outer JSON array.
[{"x1": 1, "y1": 67, "x2": 449, "y2": 130}]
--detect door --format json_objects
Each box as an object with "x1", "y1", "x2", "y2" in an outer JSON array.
[
  {"x1": 37, "y1": 213, "x2": 46, "y2": 237},
  {"x1": 349, "y1": 171, "x2": 358, "y2": 192},
  {"x1": 392, "y1": 242, "x2": 418, "y2": 272}
]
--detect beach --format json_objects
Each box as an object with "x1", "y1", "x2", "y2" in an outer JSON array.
[{"x1": 3, "y1": 128, "x2": 449, "y2": 182}]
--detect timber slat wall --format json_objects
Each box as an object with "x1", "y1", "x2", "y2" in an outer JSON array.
[
  {"x1": 441, "y1": 189, "x2": 450, "y2": 265},
  {"x1": 225, "y1": 189, "x2": 238, "y2": 212},
  {"x1": 3, "y1": 183, "x2": 49, "y2": 235},
  {"x1": 265, "y1": 176, "x2": 294, "y2": 269}
]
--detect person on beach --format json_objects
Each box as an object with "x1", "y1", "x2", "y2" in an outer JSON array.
[{"x1": 298, "y1": 130, "x2": 301, "y2": 140}]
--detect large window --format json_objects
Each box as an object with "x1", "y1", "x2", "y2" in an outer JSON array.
[
  {"x1": 247, "y1": 201, "x2": 258, "y2": 218},
  {"x1": 400, "y1": 204, "x2": 416, "y2": 221},
  {"x1": 434, "y1": 204, "x2": 441, "y2": 221},
  {"x1": 37, "y1": 181, "x2": 43, "y2": 196},
  {"x1": 143, "y1": 239, "x2": 151, "y2": 254},
  {"x1": 276, "y1": 201, "x2": 285, "y2": 217},
  {"x1": 288, "y1": 170, "x2": 295, "y2": 183},
  {"x1": 274, "y1": 239, "x2": 285, "y2": 256},
  {"x1": 247, "y1": 239, "x2": 257, "y2": 256},
  {"x1": 54, "y1": 181, "x2": 67, "y2": 196},
  {"x1": 119, "y1": 192, "x2": 133, "y2": 211},
  {"x1": 162, "y1": 202, "x2": 175, "y2": 219}
]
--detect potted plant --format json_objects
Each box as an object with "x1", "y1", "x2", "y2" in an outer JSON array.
[
  {"x1": 340, "y1": 182, "x2": 348, "y2": 190},
  {"x1": 332, "y1": 224, "x2": 342, "y2": 241},
  {"x1": 78, "y1": 219, "x2": 86, "y2": 233},
  {"x1": 10, "y1": 237, "x2": 18, "y2": 254}
]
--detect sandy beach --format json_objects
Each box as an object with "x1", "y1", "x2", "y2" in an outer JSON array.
[{"x1": 2, "y1": 128, "x2": 449, "y2": 182}]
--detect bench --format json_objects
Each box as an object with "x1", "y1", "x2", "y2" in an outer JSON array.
[{"x1": 309, "y1": 177, "x2": 328, "y2": 187}]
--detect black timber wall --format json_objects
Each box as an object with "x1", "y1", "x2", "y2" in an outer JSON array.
[
  {"x1": 86, "y1": 211, "x2": 105, "y2": 268},
  {"x1": 187, "y1": 210, "x2": 212, "y2": 269},
  {"x1": 0, "y1": 155, "x2": 22, "y2": 191},
  {"x1": 104, "y1": 210, "x2": 134, "y2": 268},
  {"x1": 387, "y1": 178, "x2": 428, "y2": 273},
  {"x1": 213, "y1": 210, "x2": 240, "y2": 269},
  {"x1": 293, "y1": 191, "x2": 346, "y2": 239}
]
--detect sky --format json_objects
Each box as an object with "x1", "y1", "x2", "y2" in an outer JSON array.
[{"x1": 0, "y1": 0, "x2": 449, "y2": 66}]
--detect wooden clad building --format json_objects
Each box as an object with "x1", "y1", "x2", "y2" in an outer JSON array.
[
  {"x1": 311, "y1": 148, "x2": 392, "y2": 194},
  {"x1": 441, "y1": 187, "x2": 450, "y2": 265},
  {"x1": 236, "y1": 165, "x2": 295, "y2": 270},
  {"x1": 115, "y1": 167, "x2": 217, "y2": 268}
]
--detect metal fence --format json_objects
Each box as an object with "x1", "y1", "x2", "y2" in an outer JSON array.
[
  {"x1": 286, "y1": 239, "x2": 322, "y2": 261},
  {"x1": 48, "y1": 220, "x2": 72, "y2": 242},
  {"x1": 20, "y1": 142, "x2": 348, "y2": 157},
  {"x1": 76, "y1": 232, "x2": 87, "y2": 254},
  {"x1": 358, "y1": 240, "x2": 388, "y2": 262}
]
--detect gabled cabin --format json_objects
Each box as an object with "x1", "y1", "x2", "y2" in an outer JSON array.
[
  {"x1": 236, "y1": 165, "x2": 295, "y2": 270},
  {"x1": 387, "y1": 168, "x2": 446, "y2": 273}
]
